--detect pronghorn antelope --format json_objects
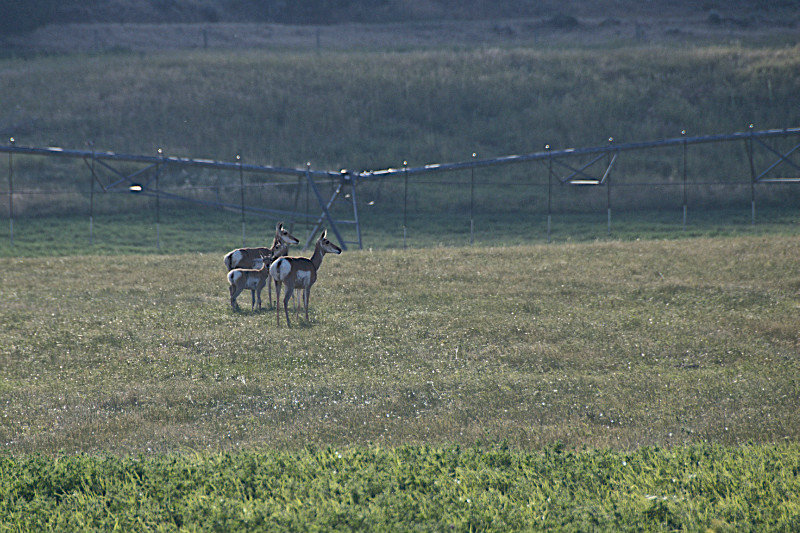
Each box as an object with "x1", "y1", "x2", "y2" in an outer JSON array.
[
  {"x1": 269, "y1": 229, "x2": 342, "y2": 327},
  {"x1": 223, "y1": 222, "x2": 299, "y2": 308},
  {"x1": 227, "y1": 258, "x2": 270, "y2": 311},
  {"x1": 223, "y1": 222, "x2": 299, "y2": 270}
]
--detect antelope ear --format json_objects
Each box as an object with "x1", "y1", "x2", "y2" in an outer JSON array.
[
  {"x1": 276, "y1": 222, "x2": 283, "y2": 231},
  {"x1": 320, "y1": 229, "x2": 327, "y2": 239}
]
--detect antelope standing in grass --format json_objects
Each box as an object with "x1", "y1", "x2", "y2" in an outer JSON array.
[
  {"x1": 270, "y1": 229, "x2": 342, "y2": 327},
  {"x1": 223, "y1": 222, "x2": 299, "y2": 308},
  {"x1": 227, "y1": 257, "x2": 271, "y2": 311}
]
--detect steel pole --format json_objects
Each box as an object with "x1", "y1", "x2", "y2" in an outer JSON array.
[
  {"x1": 680, "y1": 130, "x2": 687, "y2": 229},
  {"x1": 469, "y1": 153, "x2": 475, "y2": 245},
  {"x1": 546, "y1": 144, "x2": 552, "y2": 243},
  {"x1": 607, "y1": 138, "x2": 613, "y2": 236},
  {"x1": 89, "y1": 144, "x2": 95, "y2": 245},
  {"x1": 349, "y1": 173, "x2": 362, "y2": 249},
  {"x1": 306, "y1": 163, "x2": 310, "y2": 229},
  {"x1": 156, "y1": 148, "x2": 162, "y2": 250},
  {"x1": 238, "y1": 154, "x2": 245, "y2": 246},
  {"x1": 747, "y1": 124, "x2": 756, "y2": 225},
  {"x1": 402, "y1": 161, "x2": 408, "y2": 249},
  {"x1": 8, "y1": 138, "x2": 13, "y2": 246}
]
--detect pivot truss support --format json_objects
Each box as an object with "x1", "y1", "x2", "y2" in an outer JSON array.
[
  {"x1": 301, "y1": 169, "x2": 362, "y2": 251},
  {"x1": 749, "y1": 135, "x2": 800, "y2": 183},
  {"x1": 552, "y1": 151, "x2": 618, "y2": 186}
]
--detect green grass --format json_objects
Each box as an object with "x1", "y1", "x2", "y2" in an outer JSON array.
[
  {"x1": 2, "y1": 444, "x2": 799, "y2": 531},
  {"x1": 3, "y1": 44, "x2": 800, "y2": 183},
  {"x1": 2, "y1": 235, "x2": 798, "y2": 453},
  {"x1": 1, "y1": 200, "x2": 799, "y2": 257},
  {"x1": 2, "y1": 229, "x2": 799, "y2": 528},
  {"x1": 3, "y1": 37, "x2": 800, "y2": 531}
]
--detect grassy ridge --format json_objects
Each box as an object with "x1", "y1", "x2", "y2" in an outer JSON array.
[
  {"x1": 2, "y1": 444, "x2": 799, "y2": 531},
  {"x1": 3, "y1": 45, "x2": 800, "y2": 177}
]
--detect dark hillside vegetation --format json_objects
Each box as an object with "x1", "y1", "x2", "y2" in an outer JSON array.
[
  {"x1": 1, "y1": 0, "x2": 797, "y2": 35},
  {"x1": 2, "y1": 46, "x2": 798, "y2": 175}
]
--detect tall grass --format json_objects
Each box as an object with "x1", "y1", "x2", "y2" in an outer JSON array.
[{"x1": 2, "y1": 45, "x2": 799, "y2": 174}]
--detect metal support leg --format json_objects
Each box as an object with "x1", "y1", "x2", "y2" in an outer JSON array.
[{"x1": 302, "y1": 166, "x2": 347, "y2": 251}]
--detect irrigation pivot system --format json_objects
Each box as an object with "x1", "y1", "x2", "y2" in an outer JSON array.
[{"x1": 2, "y1": 126, "x2": 799, "y2": 248}]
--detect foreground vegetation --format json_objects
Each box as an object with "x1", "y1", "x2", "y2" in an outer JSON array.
[
  {"x1": 2, "y1": 444, "x2": 799, "y2": 531},
  {"x1": 2, "y1": 227, "x2": 799, "y2": 529}
]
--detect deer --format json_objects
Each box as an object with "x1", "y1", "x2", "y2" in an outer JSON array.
[
  {"x1": 270, "y1": 229, "x2": 342, "y2": 327},
  {"x1": 223, "y1": 222, "x2": 299, "y2": 308},
  {"x1": 227, "y1": 257, "x2": 271, "y2": 311}
]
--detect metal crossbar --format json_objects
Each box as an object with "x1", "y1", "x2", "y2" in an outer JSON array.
[
  {"x1": 358, "y1": 127, "x2": 800, "y2": 180},
  {"x1": 0, "y1": 144, "x2": 340, "y2": 180}
]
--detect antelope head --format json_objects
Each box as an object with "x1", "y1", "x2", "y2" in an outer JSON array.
[
  {"x1": 317, "y1": 229, "x2": 342, "y2": 255},
  {"x1": 276, "y1": 222, "x2": 300, "y2": 246}
]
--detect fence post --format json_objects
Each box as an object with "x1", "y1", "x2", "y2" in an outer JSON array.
[
  {"x1": 402, "y1": 160, "x2": 408, "y2": 249},
  {"x1": 238, "y1": 154, "x2": 245, "y2": 246},
  {"x1": 470, "y1": 152, "x2": 476, "y2": 245},
  {"x1": 156, "y1": 148, "x2": 162, "y2": 251},
  {"x1": 747, "y1": 124, "x2": 756, "y2": 225},
  {"x1": 306, "y1": 163, "x2": 311, "y2": 230},
  {"x1": 682, "y1": 130, "x2": 688, "y2": 230},
  {"x1": 7, "y1": 137, "x2": 13, "y2": 246},
  {"x1": 607, "y1": 137, "x2": 613, "y2": 236},
  {"x1": 546, "y1": 144, "x2": 552, "y2": 243},
  {"x1": 89, "y1": 142, "x2": 95, "y2": 245}
]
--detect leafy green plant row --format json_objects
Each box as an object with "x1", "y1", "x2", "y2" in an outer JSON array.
[{"x1": 1, "y1": 443, "x2": 799, "y2": 531}]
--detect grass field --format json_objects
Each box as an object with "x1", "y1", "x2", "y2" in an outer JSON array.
[
  {"x1": 3, "y1": 18, "x2": 800, "y2": 530},
  {"x1": 1, "y1": 232, "x2": 800, "y2": 529},
  {"x1": 3, "y1": 234, "x2": 799, "y2": 453}
]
